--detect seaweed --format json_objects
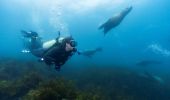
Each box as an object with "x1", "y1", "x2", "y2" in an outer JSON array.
[
  {"x1": 23, "y1": 78, "x2": 76, "y2": 100},
  {"x1": 23, "y1": 77, "x2": 104, "y2": 100},
  {"x1": 0, "y1": 72, "x2": 43, "y2": 100},
  {"x1": 0, "y1": 58, "x2": 170, "y2": 100}
]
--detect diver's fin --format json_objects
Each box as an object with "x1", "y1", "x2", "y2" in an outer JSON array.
[
  {"x1": 21, "y1": 30, "x2": 31, "y2": 38},
  {"x1": 21, "y1": 30, "x2": 28, "y2": 36},
  {"x1": 21, "y1": 49, "x2": 30, "y2": 53}
]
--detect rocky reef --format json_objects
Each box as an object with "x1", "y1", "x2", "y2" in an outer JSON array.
[{"x1": 0, "y1": 58, "x2": 170, "y2": 100}]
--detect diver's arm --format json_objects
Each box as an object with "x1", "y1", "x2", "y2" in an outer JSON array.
[
  {"x1": 72, "y1": 48, "x2": 82, "y2": 55},
  {"x1": 54, "y1": 60, "x2": 66, "y2": 71},
  {"x1": 55, "y1": 66, "x2": 61, "y2": 71}
]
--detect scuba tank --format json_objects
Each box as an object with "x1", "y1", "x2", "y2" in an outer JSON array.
[
  {"x1": 43, "y1": 39, "x2": 57, "y2": 50},
  {"x1": 42, "y1": 37, "x2": 64, "y2": 50},
  {"x1": 42, "y1": 31, "x2": 63, "y2": 50}
]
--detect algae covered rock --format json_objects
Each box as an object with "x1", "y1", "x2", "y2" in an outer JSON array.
[
  {"x1": 0, "y1": 72, "x2": 43, "y2": 100},
  {"x1": 23, "y1": 78, "x2": 78, "y2": 100},
  {"x1": 23, "y1": 78, "x2": 103, "y2": 100}
]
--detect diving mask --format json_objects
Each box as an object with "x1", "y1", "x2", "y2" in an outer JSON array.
[{"x1": 69, "y1": 40, "x2": 77, "y2": 47}]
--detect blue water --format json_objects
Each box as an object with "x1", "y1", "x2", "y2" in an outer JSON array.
[
  {"x1": 1, "y1": 0, "x2": 170, "y2": 99},
  {"x1": 0, "y1": 0, "x2": 170, "y2": 76}
]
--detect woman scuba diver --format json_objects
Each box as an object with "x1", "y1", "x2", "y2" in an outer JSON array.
[{"x1": 21, "y1": 30, "x2": 78, "y2": 71}]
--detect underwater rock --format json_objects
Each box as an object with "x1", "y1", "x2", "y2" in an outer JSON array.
[
  {"x1": 0, "y1": 72, "x2": 43, "y2": 100},
  {"x1": 23, "y1": 78, "x2": 103, "y2": 100},
  {"x1": 72, "y1": 66, "x2": 170, "y2": 100},
  {"x1": 0, "y1": 58, "x2": 170, "y2": 100},
  {"x1": 136, "y1": 60, "x2": 162, "y2": 67},
  {"x1": 23, "y1": 79, "x2": 77, "y2": 100}
]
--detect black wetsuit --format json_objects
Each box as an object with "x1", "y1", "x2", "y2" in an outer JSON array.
[
  {"x1": 43, "y1": 39, "x2": 75, "y2": 70},
  {"x1": 21, "y1": 30, "x2": 75, "y2": 70}
]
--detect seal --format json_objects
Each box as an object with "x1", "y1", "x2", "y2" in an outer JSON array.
[{"x1": 99, "y1": 6, "x2": 133, "y2": 35}]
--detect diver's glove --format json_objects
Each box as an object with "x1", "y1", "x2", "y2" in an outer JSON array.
[
  {"x1": 72, "y1": 48, "x2": 77, "y2": 52},
  {"x1": 77, "y1": 51, "x2": 81, "y2": 55},
  {"x1": 55, "y1": 66, "x2": 61, "y2": 71},
  {"x1": 72, "y1": 48, "x2": 82, "y2": 55}
]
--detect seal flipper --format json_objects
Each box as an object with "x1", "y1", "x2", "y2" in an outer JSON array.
[
  {"x1": 103, "y1": 27, "x2": 110, "y2": 35},
  {"x1": 98, "y1": 22, "x2": 106, "y2": 30}
]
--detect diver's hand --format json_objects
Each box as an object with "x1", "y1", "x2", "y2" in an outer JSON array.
[
  {"x1": 55, "y1": 66, "x2": 61, "y2": 71},
  {"x1": 77, "y1": 51, "x2": 81, "y2": 55}
]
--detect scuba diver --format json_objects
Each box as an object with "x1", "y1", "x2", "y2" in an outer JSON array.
[{"x1": 21, "y1": 30, "x2": 78, "y2": 71}]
